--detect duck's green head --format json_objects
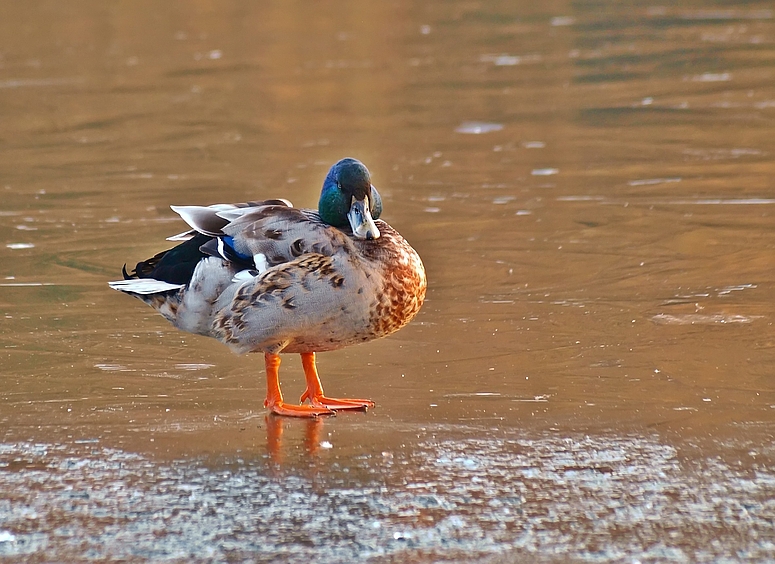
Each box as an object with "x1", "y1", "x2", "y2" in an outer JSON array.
[{"x1": 318, "y1": 158, "x2": 383, "y2": 240}]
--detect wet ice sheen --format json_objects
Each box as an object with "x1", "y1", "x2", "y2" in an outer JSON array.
[
  {"x1": 454, "y1": 122, "x2": 504, "y2": 134},
  {"x1": 2, "y1": 0, "x2": 775, "y2": 562},
  {"x1": 0, "y1": 434, "x2": 774, "y2": 562},
  {"x1": 651, "y1": 313, "x2": 761, "y2": 325}
]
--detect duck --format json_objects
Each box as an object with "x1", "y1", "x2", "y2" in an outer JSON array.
[{"x1": 109, "y1": 158, "x2": 427, "y2": 417}]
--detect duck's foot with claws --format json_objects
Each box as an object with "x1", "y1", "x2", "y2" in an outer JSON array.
[
  {"x1": 265, "y1": 398, "x2": 335, "y2": 418},
  {"x1": 263, "y1": 352, "x2": 375, "y2": 418},
  {"x1": 299, "y1": 389, "x2": 375, "y2": 411},
  {"x1": 299, "y1": 352, "x2": 375, "y2": 411},
  {"x1": 263, "y1": 353, "x2": 335, "y2": 418}
]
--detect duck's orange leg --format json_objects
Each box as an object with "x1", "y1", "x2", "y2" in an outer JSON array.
[
  {"x1": 299, "y1": 352, "x2": 375, "y2": 411},
  {"x1": 263, "y1": 353, "x2": 334, "y2": 417}
]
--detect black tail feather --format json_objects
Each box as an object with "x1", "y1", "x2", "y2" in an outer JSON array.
[{"x1": 126, "y1": 233, "x2": 213, "y2": 285}]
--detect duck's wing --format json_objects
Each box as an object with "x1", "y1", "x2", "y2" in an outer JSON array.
[
  {"x1": 169, "y1": 199, "x2": 293, "y2": 239},
  {"x1": 221, "y1": 206, "x2": 343, "y2": 264},
  {"x1": 210, "y1": 252, "x2": 373, "y2": 355},
  {"x1": 172, "y1": 201, "x2": 347, "y2": 273}
]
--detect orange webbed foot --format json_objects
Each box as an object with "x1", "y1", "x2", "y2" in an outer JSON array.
[
  {"x1": 299, "y1": 389, "x2": 375, "y2": 411},
  {"x1": 299, "y1": 352, "x2": 375, "y2": 412},
  {"x1": 264, "y1": 352, "x2": 336, "y2": 418},
  {"x1": 265, "y1": 399, "x2": 335, "y2": 418}
]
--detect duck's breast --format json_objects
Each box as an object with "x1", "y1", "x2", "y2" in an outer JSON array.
[{"x1": 358, "y1": 223, "x2": 427, "y2": 340}]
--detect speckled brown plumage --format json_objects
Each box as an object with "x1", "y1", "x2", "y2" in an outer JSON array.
[{"x1": 205, "y1": 219, "x2": 425, "y2": 355}]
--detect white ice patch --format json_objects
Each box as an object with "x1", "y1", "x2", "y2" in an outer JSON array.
[
  {"x1": 108, "y1": 279, "x2": 184, "y2": 295},
  {"x1": 651, "y1": 313, "x2": 761, "y2": 325},
  {"x1": 455, "y1": 121, "x2": 504, "y2": 134}
]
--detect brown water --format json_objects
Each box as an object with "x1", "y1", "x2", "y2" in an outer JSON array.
[{"x1": 2, "y1": 1, "x2": 775, "y2": 562}]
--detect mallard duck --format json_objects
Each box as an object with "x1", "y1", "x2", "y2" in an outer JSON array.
[{"x1": 109, "y1": 158, "x2": 426, "y2": 417}]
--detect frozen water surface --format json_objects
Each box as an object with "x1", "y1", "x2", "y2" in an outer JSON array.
[
  {"x1": 2, "y1": 0, "x2": 775, "y2": 561},
  {"x1": 1, "y1": 430, "x2": 774, "y2": 563}
]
